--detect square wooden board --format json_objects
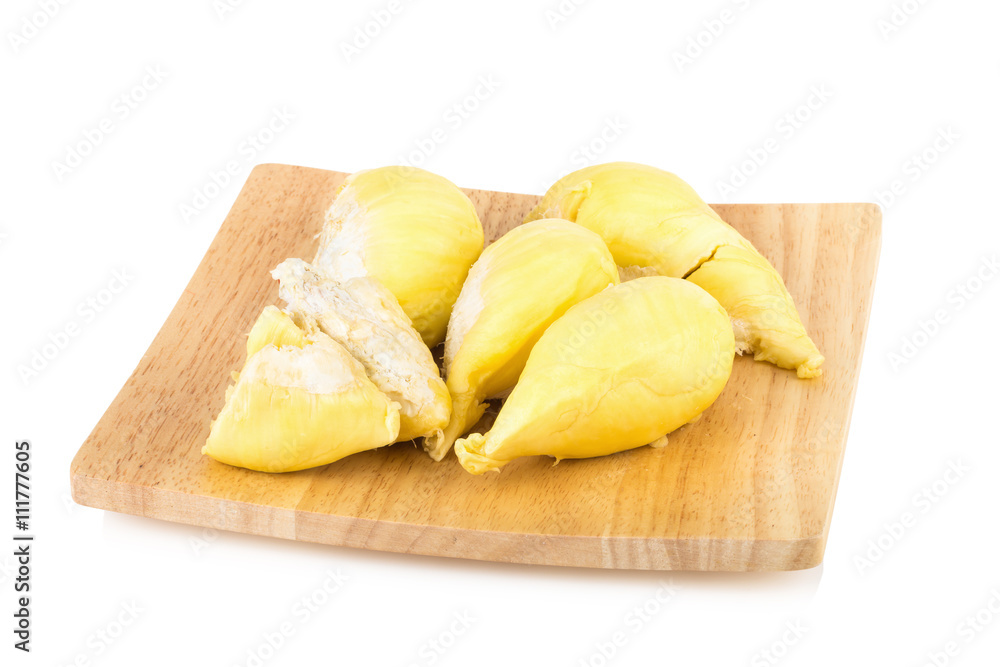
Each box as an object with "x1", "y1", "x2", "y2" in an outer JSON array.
[{"x1": 71, "y1": 164, "x2": 881, "y2": 571}]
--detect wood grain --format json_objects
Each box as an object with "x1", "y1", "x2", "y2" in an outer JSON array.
[{"x1": 70, "y1": 163, "x2": 881, "y2": 571}]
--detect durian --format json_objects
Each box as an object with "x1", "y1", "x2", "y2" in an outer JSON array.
[
  {"x1": 272, "y1": 258, "x2": 452, "y2": 455},
  {"x1": 454, "y1": 277, "x2": 735, "y2": 474},
  {"x1": 427, "y1": 219, "x2": 620, "y2": 455},
  {"x1": 203, "y1": 306, "x2": 400, "y2": 472},
  {"x1": 314, "y1": 165, "x2": 484, "y2": 347},
  {"x1": 526, "y1": 162, "x2": 823, "y2": 378}
]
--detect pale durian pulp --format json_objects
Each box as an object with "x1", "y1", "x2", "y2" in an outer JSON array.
[
  {"x1": 272, "y1": 258, "x2": 452, "y2": 453},
  {"x1": 454, "y1": 277, "x2": 735, "y2": 474},
  {"x1": 203, "y1": 307, "x2": 400, "y2": 473},
  {"x1": 431, "y1": 219, "x2": 620, "y2": 455},
  {"x1": 314, "y1": 165, "x2": 484, "y2": 348},
  {"x1": 525, "y1": 161, "x2": 823, "y2": 378}
]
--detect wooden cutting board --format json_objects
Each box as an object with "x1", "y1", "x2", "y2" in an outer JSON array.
[{"x1": 70, "y1": 164, "x2": 881, "y2": 571}]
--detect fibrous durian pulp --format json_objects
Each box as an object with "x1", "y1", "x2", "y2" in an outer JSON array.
[
  {"x1": 454, "y1": 277, "x2": 736, "y2": 474},
  {"x1": 427, "y1": 218, "x2": 620, "y2": 455},
  {"x1": 525, "y1": 161, "x2": 824, "y2": 378},
  {"x1": 203, "y1": 306, "x2": 401, "y2": 472},
  {"x1": 314, "y1": 165, "x2": 484, "y2": 347},
  {"x1": 272, "y1": 258, "x2": 452, "y2": 457}
]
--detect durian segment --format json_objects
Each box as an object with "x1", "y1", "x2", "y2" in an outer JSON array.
[
  {"x1": 314, "y1": 165, "x2": 485, "y2": 347},
  {"x1": 454, "y1": 277, "x2": 735, "y2": 475},
  {"x1": 430, "y1": 219, "x2": 620, "y2": 455},
  {"x1": 203, "y1": 310, "x2": 400, "y2": 473},
  {"x1": 272, "y1": 258, "x2": 452, "y2": 452},
  {"x1": 246, "y1": 305, "x2": 309, "y2": 358},
  {"x1": 686, "y1": 244, "x2": 824, "y2": 378},
  {"x1": 525, "y1": 161, "x2": 823, "y2": 378}
]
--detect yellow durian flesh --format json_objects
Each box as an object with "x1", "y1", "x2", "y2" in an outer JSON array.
[
  {"x1": 525, "y1": 161, "x2": 823, "y2": 378},
  {"x1": 245, "y1": 305, "x2": 309, "y2": 357},
  {"x1": 272, "y1": 258, "x2": 451, "y2": 453},
  {"x1": 203, "y1": 309, "x2": 400, "y2": 473},
  {"x1": 454, "y1": 277, "x2": 735, "y2": 474},
  {"x1": 686, "y1": 244, "x2": 823, "y2": 378},
  {"x1": 428, "y1": 219, "x2": 620, "y2": 455},
  {"x1": 314, "y1": 166, "x2": 485, "y2": 347}
]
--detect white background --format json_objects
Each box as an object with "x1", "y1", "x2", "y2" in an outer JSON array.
[{"x1": 2, "y1": 0, "x2": 999, "y2": 665}]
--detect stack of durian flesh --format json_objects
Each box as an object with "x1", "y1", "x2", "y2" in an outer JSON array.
[{"x1": 204, "y1": 162, "x2": 822, "y2": 475}]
